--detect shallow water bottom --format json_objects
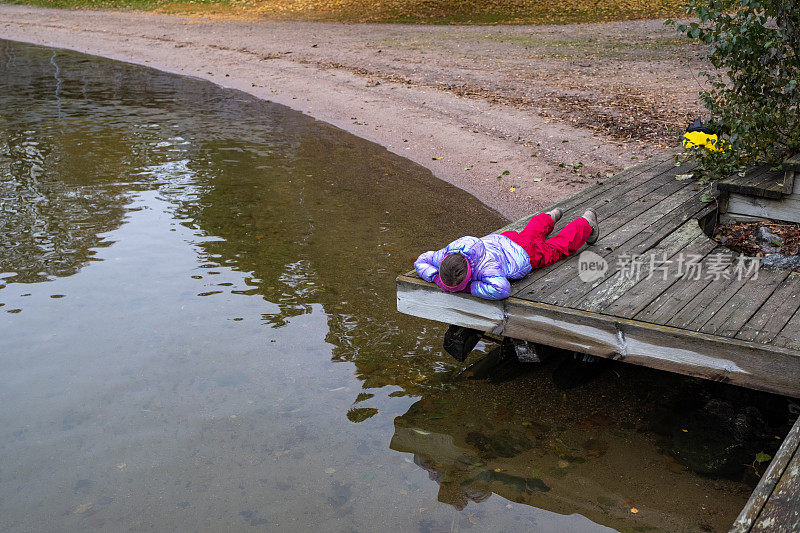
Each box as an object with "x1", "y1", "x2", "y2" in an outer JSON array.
[{"x1": 0, "y1": 39, "x2": 763, "y2": 532}]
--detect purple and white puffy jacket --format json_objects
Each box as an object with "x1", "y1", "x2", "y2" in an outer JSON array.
[{"x1": 414, "y1": 234, "x2": 532, "y2": 300}]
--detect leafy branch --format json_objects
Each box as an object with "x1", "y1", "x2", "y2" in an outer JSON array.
[{"x1": 667, "y1": 0, "x2": 800, "y2": 179}]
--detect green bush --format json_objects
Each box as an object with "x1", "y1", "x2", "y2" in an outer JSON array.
[{"x1": 669, "y1": 0, "x2": 799, "y2": 179}]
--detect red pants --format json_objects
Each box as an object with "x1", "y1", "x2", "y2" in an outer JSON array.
[{"x1": 501, "y1": 213, "x2": 591, "y2": 269}]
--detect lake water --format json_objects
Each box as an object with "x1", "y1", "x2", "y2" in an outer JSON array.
[{"x1": 0, "y1": 40, "x2": 757, "y2": 532}]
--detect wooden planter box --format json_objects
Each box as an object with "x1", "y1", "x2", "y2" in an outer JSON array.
[{"x1": 718, "y1": 154, "x2": 800, "y2": 223}]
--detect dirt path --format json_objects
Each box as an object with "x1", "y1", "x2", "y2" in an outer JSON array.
[{"x1": 0, "y1": 6, "x2": 706, "y2": 219}]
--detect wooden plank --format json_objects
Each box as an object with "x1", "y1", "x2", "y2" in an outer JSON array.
[
  {"x1": 751, "y1": 435, "x2": 800, "y2": 532},
  {"x1": 500, "y1": 293, "x2": 800, "y2": 398},
  {"x1": 699, "y1": 269, "x2": 791, "y2": 337},
  {"x1": 511, "y1": 172, "x2": 701, "y2": 302},
  {"x1": 557, "y1": 218, "x2": 698, "y2": 310},
  {"x1": 726, "y1": 194, "x2": 800, "y2": 224},
  {"x1": 633, "y1": 245, "x2": 723, "y2": 324},
  {"x1": 736, "y1": 272, "x2": 800, "y2": 344},
  {"x1": 595, "y1": 227, "x2": 720, "y2": 318},
  {"x1": 774, "y1": 308, "x2": 800, "y2": 352},
  {"x1": 719, "y1": 165, "x2": 784, "y2": 199},
  {"x1": 732, "y1": 416, "x2": 800, "y2": 532},
  {"x1": 750, "y1": 169, "x2": 791, "y2": 199},
  {"x1": 566, "y1": 219, "x2": 708, "y2": 312},
  {"x1": 665, "y1": 257, "x2": 756, "y2": 331},
  {"x1": 396, "y1": 276, "x2": 506, "y2": 333},
  {"x1": 785, "y1": 153, "x2": 800, "y2": 172},
  {"x1": 497, "y1": 152, "x2": 679, "y2": 233},
  {"x1": 557, "y1": 154, "x2": 690, "y2": 220},
  {"x1": 511, "y1": 181, "x2": 699, "y2": 297},
  {"x1": 540, "y1": 181, "x2": 706, "y2": 307},
  {"x1": 525, "y1": 186, "x2": 711, "y2": 305},
  {"x1": 720, "y1": 213, "x2": 774, "y2": 224},
  {"x1": 786, "y1": 170, "x2": 796, "y2": 195}
]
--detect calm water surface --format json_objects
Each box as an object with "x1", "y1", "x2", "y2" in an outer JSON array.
[{"x1": 0, "y1": 40, "x2": 755, "y2": 532}]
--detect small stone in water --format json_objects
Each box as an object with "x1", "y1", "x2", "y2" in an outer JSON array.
[{"x1": 74, "y1": 503, "x2": 93, "y2": 515}]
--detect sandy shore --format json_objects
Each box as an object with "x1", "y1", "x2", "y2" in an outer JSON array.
[{"x1": 0, "y1": 6, "x2": 704, "y2": 219}]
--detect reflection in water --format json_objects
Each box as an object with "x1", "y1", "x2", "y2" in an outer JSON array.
[
  {"x1": 390, "y1": 354, "x2": 744, "y2": 531},
  {"x1": 0, "y1": 40, "x2": 764, "y2": 531}
]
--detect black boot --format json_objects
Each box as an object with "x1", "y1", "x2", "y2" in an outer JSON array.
[{"x1": 443, "y1": 325, "x2": 483, "y2": 362}]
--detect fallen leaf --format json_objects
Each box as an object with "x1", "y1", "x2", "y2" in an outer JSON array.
[
  {"x1": 325, "y1": 468, "x2": 336, "y2": 474},
  {"x1": 755, "y1": 452, "x2": 773, "y2": 464},
  {"x1": 74, "y1": 503, "x2": 93, "y2": 515}
]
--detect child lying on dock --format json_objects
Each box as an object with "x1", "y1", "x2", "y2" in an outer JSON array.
[{"x1": 414, "y1": 208, "x2": 599, "y2": 300}]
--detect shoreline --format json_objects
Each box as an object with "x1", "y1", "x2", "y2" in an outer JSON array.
[{"x1": 0, "y1": 6, "x2": 702, "y2": 219}]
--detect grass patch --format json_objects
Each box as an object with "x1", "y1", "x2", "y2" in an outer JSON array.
[{"x1": 3, "y1": 0, "x2": 687, "y2": 25}]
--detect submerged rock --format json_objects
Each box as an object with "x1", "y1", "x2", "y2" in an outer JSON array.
[
  {"x1": 459, "y1": 347, "x2": 529, "y2": 382},
  {"x1": 466, "y1": 469, "x2": 550, "y2": 494},
  {"x1": 670, "y1": 399, "x2": 766, "y2": 475},
  {"x1": 465, "y1": 428, "x2": 534, "y2": 459}
]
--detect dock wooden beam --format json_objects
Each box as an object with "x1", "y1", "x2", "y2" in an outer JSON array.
[{"x1": 398, "y1": 274, "x2": 800, "y2": 398}]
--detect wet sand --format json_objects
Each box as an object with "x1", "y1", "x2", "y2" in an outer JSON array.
[{"x1": 0, "y1": 5, "x2": 706, "y2": 219}]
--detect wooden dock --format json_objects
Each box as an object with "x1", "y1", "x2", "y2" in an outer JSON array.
[
  {"x1": 732, "y1": 415, "x2": 800, "y2": 532},
  {"x1": 397, "y1": 151, "x2": 800, "y2": 398}
]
